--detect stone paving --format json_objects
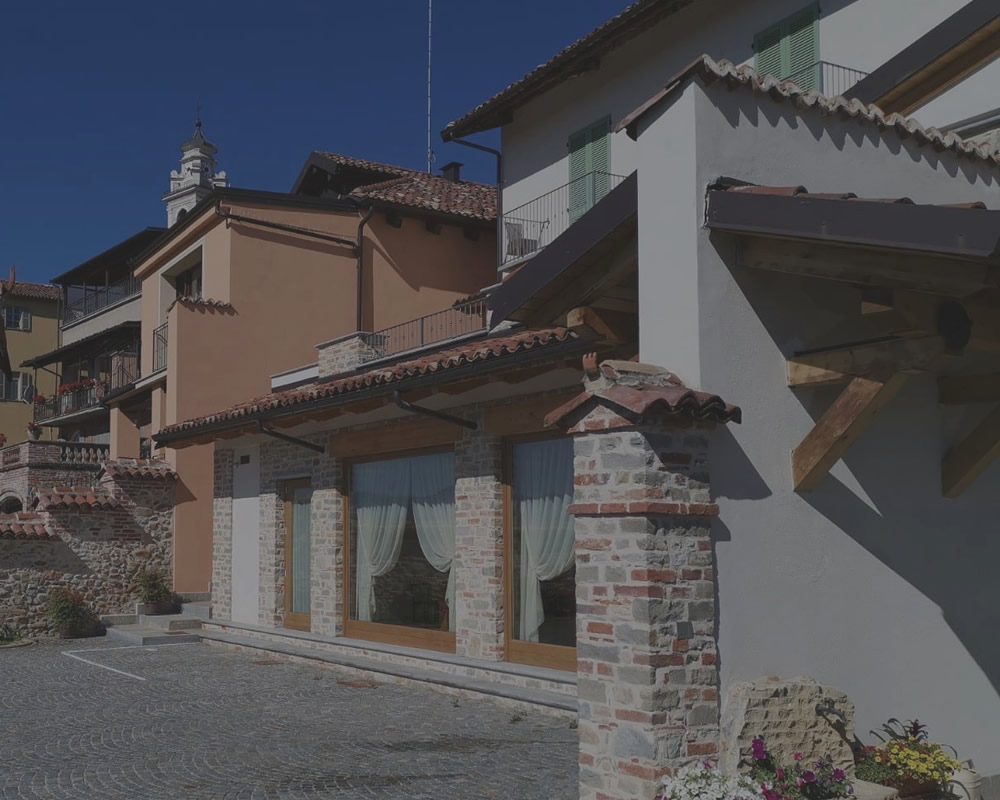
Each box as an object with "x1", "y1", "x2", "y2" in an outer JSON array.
[{"x1": 0, "y1": 639, "x2": 578, "y2": 799}]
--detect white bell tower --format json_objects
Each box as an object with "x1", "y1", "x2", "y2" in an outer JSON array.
[{"x1": 163, "y1": 120, "x2": 228, "y2": 227}]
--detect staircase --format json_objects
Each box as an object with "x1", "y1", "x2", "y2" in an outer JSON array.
[{"x1": 101, "y1": 595, "x2": 210, "y2": 645}]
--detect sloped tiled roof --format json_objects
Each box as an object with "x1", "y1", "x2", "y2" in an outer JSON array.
[
  {"x1": 1, "y1": 280, "x2": 62, "y2": 302},
  {"x1": 0, "y1": 513, "x2": 56, "y2": 541},
  {"x1": 100, "y1": 459, "x2": 178, "y2": 481},
  {"x1": 171, "y1": 296, "x2": 236, "y2": 313},
  {"x1": 351, "y1": 174, "x2": 497, "y2": 222},
  {"x1": 312, "y1": 152, "x2": 419, "y2": 178},
  {"x1": 443, "y1": 0, "x2": 697, "y2": 139},
  {"x1": 33, "y1": 487, "x2": 122, "y2": 511},
  {"x1": 547, "y1": 381, "x2": 741, "y2": 427},
  {"x1": 617, "y1": 56, "x2": 1000, "y2": 169},
  {"x1": 158, "y1": 327, "x2": 579, "y2": 440},
  {"x1": 713, "y1": 182, "x2": 989, "y2": 209}
]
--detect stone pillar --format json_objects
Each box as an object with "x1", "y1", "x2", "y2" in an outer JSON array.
[
  {"x1": 110, "y1": 405, "x2": 141, "y2": 459},
  {"x1": 547, "y1": 360, "x2": 740, "y2": 800},
  {"x1": 212, "y1": 447, "x2": 234, "y2": 621},
  {"x1": 453, "y1": 412, "x2": 505, "y2": 660},
  {"x1": 310, "y1": 450, "x2": 342, "y2": 637},
  {"x1": 316, "y1": 332, "x2": 378, "y2": 378}
]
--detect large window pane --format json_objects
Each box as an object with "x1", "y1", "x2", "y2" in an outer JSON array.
[
  {"x1": 512, "y1": 438, "x2": 576, "y2": 648},
  {"x1": 290, "y1": 487, "x2": 312, "y2": 615},
  {"x1": 350, "y1": 452, "x2": 456, "y2": 632}
]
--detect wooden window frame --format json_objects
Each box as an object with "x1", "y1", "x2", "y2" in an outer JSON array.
[
  {"x1": 341, "y1": 444, "x2": 457, "y2": 654},
  {"x1": 503, "y1": 432, "x2": 577, "y2": 672},
  {"x1": 282, "y1": 477, "x2": 312, "y2": 632}
]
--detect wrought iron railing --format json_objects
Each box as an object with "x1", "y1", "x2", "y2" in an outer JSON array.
[
  {"x1": 110, "y1": 350, "x2": 139, "y2": 392},
  {"x1": 783, "y1": 60, "x2": 869, "y2": 97},
  {"x1": 34, "y1": 381, "x2": 106, "y2": 422},
  {"x1": 62, "y1": 276, "x2": 140, "y2": 325},
  {"x1": 359, "y1": 298, "x2": 488, "y2": 364},
  {"x1": 501, "y1": 171, "x2": 627, "y2": 266},
  {"x1": 152, "y1": 322, "x2": 168, "y2": 373}
]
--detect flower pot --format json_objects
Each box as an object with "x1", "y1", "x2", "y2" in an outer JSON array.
[
  {"x1": 894, "y1": 777, "x2": 940, "y2": 799},
  {"x1": 143, "y1": 598, "x2": 180, "y2": 615},
  {"x1": 27, "y1": 428, "x2": 41, "y2": 441},
  {"x1": 56, "y1": 620, "x2": 105, "y2": 639}
]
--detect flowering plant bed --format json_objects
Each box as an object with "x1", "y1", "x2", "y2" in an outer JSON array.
[
  {"x1": 57, "y1": 378, "x2": 96, "y2": 396},
  {"x1": 656, "y1": 762, "x2": 765, "y2": 800},
  {"x1": 855, "y1": 719, "x2": 961, "y2": 798},
  {"x1": 748, "y1": 737, "x2": 853, "y2": 800}
]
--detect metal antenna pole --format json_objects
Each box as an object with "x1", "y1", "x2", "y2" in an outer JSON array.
[{"x1": 427, "y1": 0, "x2": 433, "y2": 172}]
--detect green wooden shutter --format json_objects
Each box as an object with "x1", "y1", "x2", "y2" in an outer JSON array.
[
  {"x1": 589, "y1": 117, "x2": 611, "y2": 204},
  {"x1": 786, "y1": 6, "x2": 819, "y2": 89},
  {"x1": 754, "y1": 22, "x2": 784, "y2": 78},
  {"x1": 568, "y1": 127, "x2": 589, "y2": 222}
]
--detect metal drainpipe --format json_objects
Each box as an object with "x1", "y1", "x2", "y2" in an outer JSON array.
[
  {"x1": 356, "y1": 206, "x2": 376, "y2": 332},
  {"x1": 445, "y1": 137, "x2": 502, "y2": 271}
]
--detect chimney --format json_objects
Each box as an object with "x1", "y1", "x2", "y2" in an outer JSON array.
[{"x1": 440, "y1": 161, "x2": 463, "y2": 183}]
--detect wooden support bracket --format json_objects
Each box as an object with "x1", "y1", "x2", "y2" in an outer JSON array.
[
  {"x1": 792, "y1": 373, "x2": 908, "y2": 491},
  {"x1": 788, "y1": 337, "x2": 948, "y2": 388},
  {"x1": 941, "y1": 404, "x2": 1000, "y2": 498}
]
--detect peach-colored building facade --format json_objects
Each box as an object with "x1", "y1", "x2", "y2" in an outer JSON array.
[{"x1": 117, "y1": 168, "x2": 496, "y2": 592}]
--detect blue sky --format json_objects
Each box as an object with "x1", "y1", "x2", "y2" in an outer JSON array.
[{"x1": 0, "y1": 0, "x2": 627, "y2": 283}]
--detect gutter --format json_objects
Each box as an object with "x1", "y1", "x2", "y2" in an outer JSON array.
[
  {"x1": 355, "y1": 207, "x2": 376, "y2": 330},
  {"x1": 154, "y1": 335, "x2": 593, "y2": 446},
  {"x1": 443, "y1": 137, "x2": 503, "y2": 271},
  {"x1": 214, "y1": 205, "x2": 357, "y2": 248}
]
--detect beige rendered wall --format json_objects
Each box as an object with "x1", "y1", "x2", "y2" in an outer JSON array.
[
  {"x1": 169, "y1": 443, "x2": 214, "y2": 593},
  {"x1": 4, "y1": 296, "x2": 60, "y2": 443}
]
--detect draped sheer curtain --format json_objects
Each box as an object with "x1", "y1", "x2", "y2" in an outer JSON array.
[
  {"x1": 352, "y1": 453, "x2": 456, "y2": 628},
  {"x1": 290, "y1": 487, "x2": 313, "y2": 614},
  {"x1": 513, "y1": 438, "x2": 576, "y2": 643},
  {"x1": 410, "y1": 453, "x2": 457, "y2": 632},
  {"x1": 352, "y1": 459, "x2": 411, "y2": 622}
]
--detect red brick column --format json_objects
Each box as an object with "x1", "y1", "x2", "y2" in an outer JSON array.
[{"x1": 546, "y1": 360, "x2": 740, "y2": 800}]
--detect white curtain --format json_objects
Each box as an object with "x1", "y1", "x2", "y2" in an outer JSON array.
[
  {"x1": 290, "y1": 487, "x2": 312, "y2": 614},
  {"x1": 411, "y1": 453, "x2": 457, "y2": 632},
  {"x1": 515, "y1": 438, "x2": 576, "y2": 643},
  {"x1": 353, "y1": 459, "x2": 410, "y2": 622}
]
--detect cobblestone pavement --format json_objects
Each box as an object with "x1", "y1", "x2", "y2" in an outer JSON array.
[{"x1": 0, "y1": 639, "x2": 577, "y2": 799}]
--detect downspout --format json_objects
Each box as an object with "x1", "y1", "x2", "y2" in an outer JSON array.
[
  {"x1": 444, "y1": 137, "x2": 502, "y2": 271},
  {"x1": 355, "y1": 206, "x2": 376, "y2": 332}
]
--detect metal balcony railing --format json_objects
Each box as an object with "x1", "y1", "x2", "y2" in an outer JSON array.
[
  {"x1": 34, "y1": 381, "x2": 106, "y2": 423},
  {"x1": 501, "y1": 171, "x2": 627, "y2": 266},
  {"x1": 359, "y1": 298, "x2": 488, "y2": 364},
  {"x1": 62, "y1": 276, "x2": 140, "y2": 325},
  {"x1": 152, "y1": 322, "x2": 168, "y2": 373},
  {"x1": 110, "y1": 350, "x2": 139, "y2": 392},
  {"x1": 783, "y1": 60, "x2": 869, "y2": 97}
]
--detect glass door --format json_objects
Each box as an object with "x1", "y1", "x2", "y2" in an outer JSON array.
[{"x1": 283, "y1": 479, "x2": 312, "y2": 631}]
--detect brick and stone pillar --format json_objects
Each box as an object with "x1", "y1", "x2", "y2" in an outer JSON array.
[
  {"x1": 546, "y1": 359, "x2": 740, "y2": 800},
  {"x1": 453, "y1": 412, "x2": 505, "y2": 661}
]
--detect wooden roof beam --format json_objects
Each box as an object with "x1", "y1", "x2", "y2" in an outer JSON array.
[
  {"x1": 788, "y1": 337, "x2": 951, "y2": 388},
  {"x1": 942, "y1": 404, "x2": 1000, "y2": 497}
]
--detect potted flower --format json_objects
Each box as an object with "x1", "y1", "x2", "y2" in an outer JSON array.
[
  {"x1": 46, "y1": 588, "x2": 104, "y2": 638},
  {"x1": 657, "y1": 762, "x2": 764, "y2": 800},
  {"x1": 32, "y1": 394, "x2": 45, "y2": 405},
  {"x1": 134, "y1": 568, "x2": 180, "y2": 615},
  {"x1": 26, "y1": 421, "x2": 42, "y2": 441},
  {"x1": 857, "y1": 719, "x2": 962, "y2": 798},
  {"x1": 748, "y1": 737, "x2": 853, "y2": 800}
]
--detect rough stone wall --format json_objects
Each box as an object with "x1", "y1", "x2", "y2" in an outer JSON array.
[
  {"x1": 720, "y1": 677, "x2": 856, "y2": 775},
  {"x1": 0, "y1": 472, "x2": 174, "y2": 637},
  {"x1": 309, "y1": 448, "x2": 341, "y2": 637},
  {"x1": 212, "y1": 448, "x2": 234, "y2": 621},
  {"x1": 564, "y1": 399, "x2": 720, "y2": 800},
  {"x1": 316, "y1": 333, "x2": 376, "y2": 378},
  {"x1": 453, "y1": 413, "x2": 505, "y2": 661}
]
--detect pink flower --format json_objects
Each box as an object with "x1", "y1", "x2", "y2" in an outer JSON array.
[
  {"x1": 794, "y1": 753, "x2": 803, "y2": 761},
  {"x1": 801, "y1": 771, "x2": 816, "y2": 784},
  {"x1": 751, "y1": 737, "x2": 768, "y2": 761},
  {"x1": 833, "y1": 768, "x2": 846, "y2": 781},
  {"x1": 776, "y1": 768, "x2": 785, "y2": 780}
]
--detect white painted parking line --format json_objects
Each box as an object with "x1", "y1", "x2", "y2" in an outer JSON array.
[{"x1": 61, "y1": 642, "x2": 196, "y2": 681}]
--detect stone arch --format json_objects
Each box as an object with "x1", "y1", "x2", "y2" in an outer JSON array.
[{"x1": 0, "y1": 493, "x2": 23, "y2": 514}]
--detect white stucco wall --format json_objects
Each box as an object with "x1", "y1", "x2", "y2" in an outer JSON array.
[
  {"x1": 500, "y1": 0, "x2": 968, "y2": 222},
  {"x1": 634, "y1": 78, "x2": 1000, "y2": 774}
]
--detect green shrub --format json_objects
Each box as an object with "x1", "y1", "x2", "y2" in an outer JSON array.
[
  {"x1": 134, "y1": 569, "x2": 174, "y2": 605},
  {"x1": 0, "y1": 622, "x2": 20, "y2": 643},
  {"x1": 47, "y1": 589, "x2": 101, "y2": 637}
]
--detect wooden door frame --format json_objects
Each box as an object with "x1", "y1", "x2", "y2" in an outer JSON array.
[
  {"x1": 283, "y1": 477, "x2": 312, "y2": 632},
  {"x1": 341, "y1": 446, "x2": 457, "y2": 653},
  {"x1": 503, "y1": 434, "x2": 578, "y2": 672}
]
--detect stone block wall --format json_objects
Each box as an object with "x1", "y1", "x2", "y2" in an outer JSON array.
[
  {"x1": 212, "y1": 448, "x2": 234, "y2": 621},
  {"x1": 316, "y1": 333, "x2": 377, "y2": 378},
  {"x1": 0, "y1": 464, "x2": 175, "y2": 637}
]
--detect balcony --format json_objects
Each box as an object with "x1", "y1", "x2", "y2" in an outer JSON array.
[
  {"x1": 501, "y1": 171, "x2": 627, "y2": 267},
  {"x1": 62, "y1": 276, "x2": 140, "y2": 326},
  {"x1": 152, "y1": 322, "x2": 168, "y2": 373},
  {"x1": 784, "y1": 60, "x2": 869, "y2": 97},
  {"x1": 34, "y1": 380, "x2": 106, "y2": 424},
  {"x1": 110, "y1": 350, "x2": 139, "y2": 392},
  {"x1": 359, "y1": 297, "x2": 488, "y2": 363}
]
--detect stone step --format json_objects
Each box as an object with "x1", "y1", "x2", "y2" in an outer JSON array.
[
  {"x1": 181, "y1": 601, "x2": 212, "y2": 621},
  {"x1": 106, "y1": 625, "x2": 202, "y2": 646},
  {"x1": 100, "y1": 613, "x2": 138, "y2": 627},
  {"x1": 200, "y1": 629, "x2": 577, "y2": 714},
  {"x1": 177, "y1": 592, "x2": 211, "y2": 603},
  {"x1": 138, "y1": 614, "x2": 202, "y2": 631}
]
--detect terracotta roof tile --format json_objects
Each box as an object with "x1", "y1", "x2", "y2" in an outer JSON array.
[
  {"x1": 312, "y1": 152, "x2": 419, "y2": 178},
  {"x1": 618, "y1": 56, "x2": 1000, "y2": 169},
  {"x1": 159, "y1": 327, "x2": 578, "y2": 439},
  {"x1": 33, "y1": 486, "x2": 122, "y2": 511},
  {"x1": 1, "y1": 280, "x2": 62, "y2": 302},
  {"x1": 171, "y1": 296, "x2": 236, "y2": 312},
  {"x1": 444, "y1": 0, "x2": 697, "y2": 139},
  {"x1": 100, "y1": 459, "x2": 178, "y2": 481},
  {"x1": 351, "y1": 174, "x2": 497, "y2": 222},
  {"x1": 0, "y1": 512, "x2": 56, "y2": 541}
]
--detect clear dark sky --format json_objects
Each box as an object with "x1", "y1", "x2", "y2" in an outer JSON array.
[{"x1": 0, "y1": 0, "x2": 627, "y2": 284}]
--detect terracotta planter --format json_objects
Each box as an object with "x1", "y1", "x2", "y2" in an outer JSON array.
[
  {"x1": 143, "y1": 599, "x2": 180, "y2": 615},
  {"x1": 56, "y1": 620, "x2": 105, "y2": 639},
  {"x1": 894, "y1": 777, "x2": 940, "y2": 799}
]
